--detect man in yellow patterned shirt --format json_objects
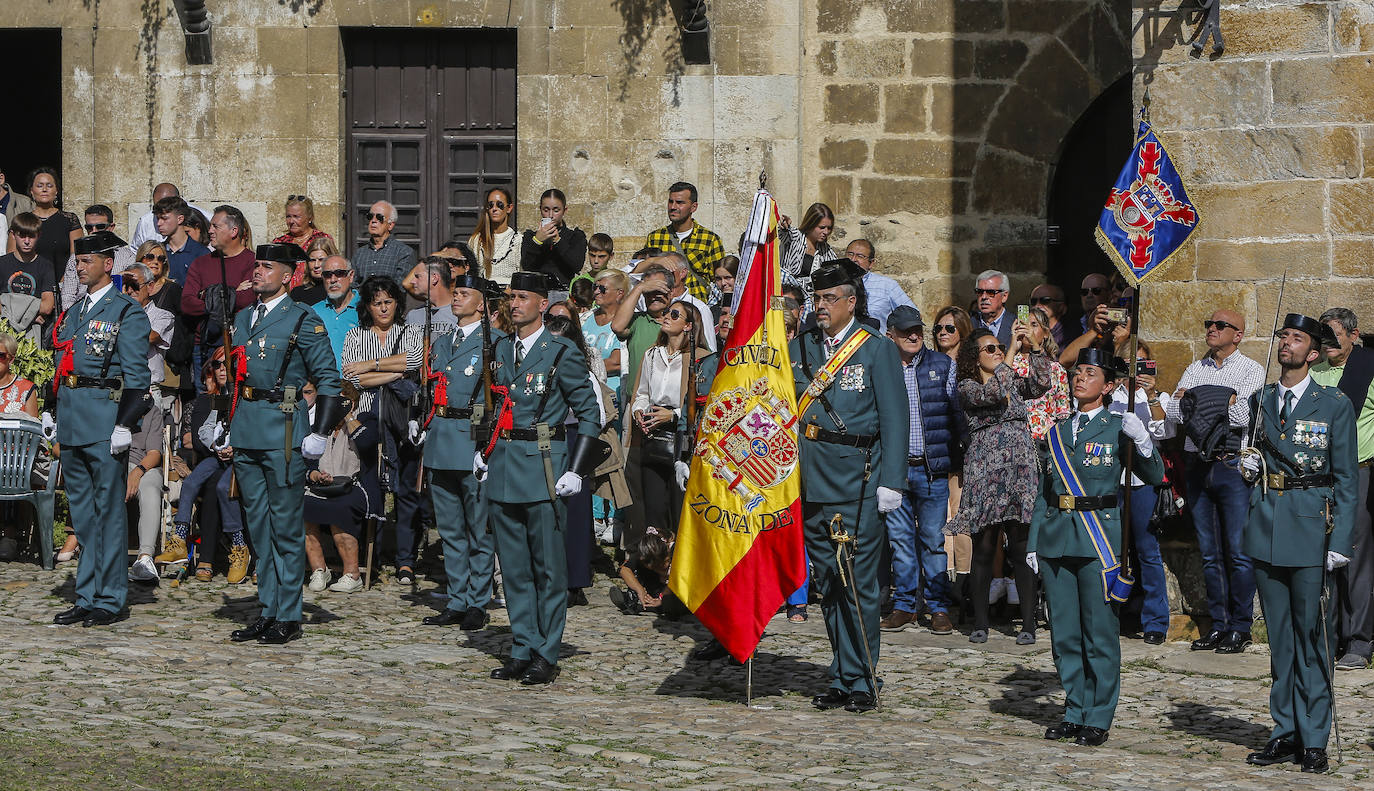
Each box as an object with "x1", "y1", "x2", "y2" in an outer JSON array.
[{"x1": 643, "y1": 181, "x2": 724, "y2": 302}]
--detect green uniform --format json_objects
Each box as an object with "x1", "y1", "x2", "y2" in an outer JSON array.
[
  {"x1": 229, "y1": 296, "x2": 342, "y2": 623},
  {"x1": 487, "y1": 326, "x2": 600, "y2": 666},
  {"x1": 788, "y1": 322, "x2": 908, "y2": 695},
  {"x1": 1029, "y1": 407, "x2": 1163, "y2": 730},
  {"x1": 55, "y1": 285, "x2": 152, "y2": 614},
  {"x1": 426, "y1": 320, "x2": 504, "y2": 613},
  {"x1": 1245, "y1": 379, "x2": 1356, "y2": 750}
]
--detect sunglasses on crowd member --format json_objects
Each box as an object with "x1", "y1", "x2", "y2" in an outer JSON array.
[
  {"x1": 979, "y1": 343, "x2": 1007, "y2": 355},
  {"x1": 210, "y1": 360, "x2": 225, "y2": 370},
  {"x1": 486, "y1": 200, "x2": 508, "y2": 209},
  {"x1": 83, "y1": 222, "x2": 110, "y2": 233},
  {"x1": 123, "y1": 280, "x2": 145, "y2": 291},
  {"x1": 0, "y1": 352, "x2": 12, "y2": 362},
  {"x1": 287, "y1": 194, "x2": 307, "y2": 202},
  {"x1": 933, "y1": 323, "x2": 958, "y2": 334},
  {"x1": 1030, "y1": 296, "x2": 1061, "y2": 305},
  {"x1": 1081, "y1": 286, "x2": 1105, "y2": 296},
  {"x1": 593, "y1": 284, "x2": 609, "y2": 293},
  {"x1": 974, "y1": 288, "x2": 1004, "y2": 297},
  {"x1": 1204, "y1": 319, "x2": 1240, "y2": 332},
  {"x1": 369, "y1": 212, "x2": 389, "y2": 222},
  {"x1": 322, "y1": 268, "x2": 351, "y2": 279},
  {"x1": 141, "y1": 253, "x2": 167, "y2": 264},
  {"x1": 667, "y1": 309, "x2": 686, "y2": 320}
]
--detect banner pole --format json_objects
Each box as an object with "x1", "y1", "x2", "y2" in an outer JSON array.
[{"x1": 746, "y1": 655, "x2": 753, "y2": 707}]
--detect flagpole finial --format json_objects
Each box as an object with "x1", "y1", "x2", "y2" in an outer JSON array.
[{"x1": 759, "y1": 170, "x2": 767, "y2": 190}]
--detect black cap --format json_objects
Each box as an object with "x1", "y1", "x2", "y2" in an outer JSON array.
[
  {"x1": 1075, "y1": 348, "x2": 1125, "y2": 380},
  {"x1": 509, "y1": 271, "x2": 550, "y2": 295},
  {"x1": 1278, "y1": 313, "x2": 1337, "y2": 348},
  {"x1": 887, "y1": 305, "x2": 923, "y2": 332},
  {"x1": 452, "y1": 273, "x2": 489, "y2": 292},
  {"x1": 255, "y1": 242, "x2": 308, "y2": 268},
  {"x1": 73, "y1": 230, "x2": 127, "y2": 256},
  {"x1": 811, "y1": 258, "x2": 866, "y2": 292}
]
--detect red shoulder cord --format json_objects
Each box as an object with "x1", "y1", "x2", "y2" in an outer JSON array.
[
  {"x1": 50, "y1": 310, "x2": 75, "y2": 400},
  {"x1": 226, "y1": 345, "x2": 248, "y2": 421},
  {"x1": 422, "y1": 370, "x2": 448, "y2": 430},
  {"x1": 480, "y1": 384, "x2": 514, "y2": 460}
]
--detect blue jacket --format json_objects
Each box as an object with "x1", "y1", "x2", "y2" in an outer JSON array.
[{"x1": 911, "y1": 348, "x2": 959, "y2": 474}]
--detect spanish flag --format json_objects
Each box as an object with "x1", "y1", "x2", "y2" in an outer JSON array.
[{"x1": 669, "y1": 190, "x2": 807, "y2": 663}]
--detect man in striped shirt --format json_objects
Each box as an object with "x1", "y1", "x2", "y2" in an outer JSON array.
[{"x1": 1164, "y1": 309, "x2": 1267, "y2": 654}]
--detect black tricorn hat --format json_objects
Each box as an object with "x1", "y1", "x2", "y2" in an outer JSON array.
[
  {"x1": 1075, "y1": 348, "x2": 1125, "y2": 380},
  {"x1": 509, "y1": 270, "x2": 551, "y2": 295},
  {"x1": 452, "y1": 273, "x2": 489, "y2": 292},
  {"x1": 811, "y1": 258, "x2": 866, "y2": 292},
  {"x1": 73, "y1": 230, "x2": 127, "y2": 256},
  {"x1": 255, "y1": 242, "x2": 308, "y2": 268},
  {"x1": 1278, "y1": 313, "x2": 1337, "y2": 348}
]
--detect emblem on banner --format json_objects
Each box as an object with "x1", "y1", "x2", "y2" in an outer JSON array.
[{"x1": 696, "y1": 379, "x2": 799, "y2": 511}]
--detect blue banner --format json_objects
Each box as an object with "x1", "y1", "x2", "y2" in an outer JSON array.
[{"x1": 1095, "y1": 121, "x2": 1200, "y2": 286}]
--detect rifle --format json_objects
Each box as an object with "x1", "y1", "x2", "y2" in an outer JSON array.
[
  {"x1": 215, "y1": 250, "x2": 239, "y2": 498},
  {"x1": 414, "y1": 284, "x2": 433, "y2": 492}
]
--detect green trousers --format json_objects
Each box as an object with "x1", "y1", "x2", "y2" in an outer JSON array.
[
  {"x1": 235, "y1": 449, "x2": 307, "y2": 622},
  {"x1": 1041, "y1": 556, "x2": 1120, "y2": 730},
  {"x1": 429, "y1": 469, "x2": 494, "y2": 612},
  {"x1": 491, "y1": 498, "x2": 567, "y2": 664},
  {"x1": 67, "y1": 442, "x2": 129, "y2": 614},
  {"x1": 804, "y1": 498, "x2": 882, "y2": 695},
  {"x1": 1255, "y1": 561, "x2": 1334, "y2": 749}
]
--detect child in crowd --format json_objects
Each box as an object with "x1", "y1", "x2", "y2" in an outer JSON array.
[
  {"x1": 609, "y1": 526, "x2": 686, "y2": 618},
  {"x1": 587, "y1": 232, "x2": 614, "y2": 273}
]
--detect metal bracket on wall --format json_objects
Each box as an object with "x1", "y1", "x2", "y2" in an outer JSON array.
[
  {"x1": 173, "y1": 0, "x2": 214, "y2": 65},
  {"x1": 675, "y1": 0, "x2": 711, "y2": 64},
  {"x1": 1189, "y1": 0, "x2": 1224, "y2": 55}
]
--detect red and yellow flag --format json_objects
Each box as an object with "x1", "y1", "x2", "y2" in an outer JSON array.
[{"x1": 669, "y1": 190, "x2": 806, "y2": 663}]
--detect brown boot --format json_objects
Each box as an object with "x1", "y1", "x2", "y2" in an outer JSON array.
[
  {"x1": 227, "y1": 545, "x2": 251, "y2": 584},
  {"x1": 929, "y1": 611, "x2": 955, "y2": 635},
  {"x1": 154, "y1": 535, "x2": 187, "y2": 564},
  {"x1": 880, "y1": 609, "x2": 918, "y2": 631},
  {"x1": 195, "y1": 564, "x2": 213, "y2": 582}
]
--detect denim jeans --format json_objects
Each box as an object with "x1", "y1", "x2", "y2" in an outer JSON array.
[
  {"x1": 175, "y1": 456, "x2": 242, "y2": 534},
  {"x1": 1185, "y1": 457, "x2": 1255, "y2": 632},
  {"x1": 1126, "y1": 484, "x2": 1170, "y2": 634},
  {"x1": 885, "y1": 466, "x2": 952, "y2": 614}
]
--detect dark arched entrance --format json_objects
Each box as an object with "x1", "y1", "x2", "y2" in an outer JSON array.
[{"x1": 1046, "y1": 74, "x2": 1134, "y2": 330}]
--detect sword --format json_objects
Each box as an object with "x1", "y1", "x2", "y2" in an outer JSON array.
[
  {"x1": 828, "y1": 513, "x2": 879, "y2": 710},
  {"x1": 1240, "y1": 270, "x2": 1287, "y2": 485}
]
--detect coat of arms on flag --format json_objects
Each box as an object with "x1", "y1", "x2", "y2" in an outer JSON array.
[
  {"x1": 696, "y1": 379, "x2": 799, "y2": 512},
  {"x1": 1095, "y1": 120, "x2": 1201, "y2": 286}
]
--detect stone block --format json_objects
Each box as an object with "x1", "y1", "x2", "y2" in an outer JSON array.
[
  {"x1": 825, "y1": 83, "x2": 880, "y2": 124},
  {"x1": 1253, "y1": 278, "x2": 1333, "y2": 336},
  {"x1": 1272, "y1": 56, "x2": 1374, "y2": 125},
  {"x1": 815, "y1": 40, "x2": 838, "y2": 75},
  {"x1": 1365, "y1": 126, "x2": 1374, "y2": 177},
  {"x1": 859, "y1": 177, "x2": 967, "y2": 217},
  {"x1": 888, "y1": 0, "x2": 1002, "y2": 33},
  {"x1": 546, "y1": 75, "x2": 609, "y2": 139},
  {"x1": 970, "y1": 148, "x2": 1046, "y2": 215},
  {"x1": 305, "y1": 26, "x2": 342, "y2": 76},
  {"x1": 879, "y1": 84, "x2": 926, "y2": 134},
  {"x1": 258, "y1": 28, "x2": 309, "y2": 76},
  {"x1": 93, "y1": 28, "x2": 141, "y2": 76},
  {"x1": 710, "y1": 0, "x2": 801, "y2": 27},
  {"x1": 516, "y1": 139, "x2": 552, "y2": 203},
  {"x1": 714, "y1": 76, "x2": 797, "y2": 140},
  {"x1": 819, "y1": 139, "x2": 868, "y2": 171},
  {"x1": 980, "y1": 85, "x2": 1068, "y2": 160},
  {"x1": 1333, "y1": 238, "x2": 1374, "y2": 277},
  {"x1": 1222, "y1": 3, "x2": 1332, "y2": 57},
  {"x1": 157, "y1": 73, "x2": 217, "y2": 141},
  {"x1": 1149, "y1": 61, "x2": 1270, "y2": 131},
  {"x1": 306, "y1": 74, "x2": 344, "y2": 134},
  {"x1": 1330, "y1": 180, "x2": 1374, "y2": 235},
  {"x1": 1175, "y1": 127, "x2": 1361, "y2": 183},
  {"x1": 1139, "y1": 280, "x2": 1252, "y2": 343},
  {"x1": 974, "y1": 38, "x2": 1028, "y2": 81},
  {"x1": 304, "y1": 138, "x2": 344, "y2": 210},
  {"x1": 817, "y1": 0, "x2": 861, "y2": 33},
  {"x1": 518, "y1": 22, "x2": 550, "y2": 76},
  {"x1": 92, "y1": 138, "x2": 151, "y2": 210},
  {"x1": 517, "y1": 75, "x2": 551, "y2": 139},
  {"x1": 1335, "y1": 3, "x2": 1374, "y2": 53},
  {"x1": 1007, "y1": 0, "x2": 1095, "y2": 34},
  {"x1": 1195, "y1": 240, "x2": 1329, "y2": 281},
  {"x1": 1020, "y1": 40, "x2": 1095, "y2": 124},
  {"x1": 734, "y1": 25, "x2": 801, "y2": 76},
  {"x1": 548, "y1": 27, "x2": 587, "y2": 73},
  {"x1": 838, "y1": 38, "x2": 906, "y2": 78},
  {"x1": 1191, "y1": 180, "x2": 1326, "y2": 239},
  {"x1": 910, "y1": 37, "x2": 973, "y2": 78},
  {"x1": 212, "y1": 26, "x2": 262, "y2": 76},
  {"x1": 1145, "y1": 340, "x2": 1199, "y2": 394},
  {"x1": 931, "y1": 82, "x2": 1010, "y2": 140},
  {"x1": 819, "y1": 175, "x2": 853, "y2": 215}
]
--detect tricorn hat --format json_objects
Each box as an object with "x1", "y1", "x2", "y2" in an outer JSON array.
[
  {"x1": 255, "y1": 242, "x2": 308, "y2": 268},
  {"x1": 452, "y1": 273, "x2": 489, "y2": 293},
  {"x1": 1277, "y1": 313, "x2": 1337, "y2": 348},
  {"x1": 810, "y1": 258, "x2": 866, "y2": 292},
  {"x1": 73, "y1": 230, "x2": 127, "y2": 256},
  {"x1": 1075, "y1": 347, "x2": 1125, "y2": 380},
  {"x1": 509, "y1": 270, "x2": 551, "y2": 295}
]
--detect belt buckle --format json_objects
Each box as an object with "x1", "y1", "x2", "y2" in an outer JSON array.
[
  {"x1": 243, "y1": 385, "x2": 255, "y2": 400},
  {"x1": 1058, "y1": 494, "x2": 1076, "y2": 510},
  {"x1": 804, "y1": 424, "x2": 820, "y2": 440},
  {"x1": 64, "y1": 374, "x2": 77, "y2": 388},
  {"x1": 1266, "y1": 473, "x2": 1285, "y2": 490},
  {"x1": 499, "y1": 428, "x2": 511, "y2": 440}
]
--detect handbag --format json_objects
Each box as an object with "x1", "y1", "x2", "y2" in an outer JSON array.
[
  {"x1": 307, "y1": 473, "x2": 356, "y2": 498},
  {"x1": 640, "y1": 427, "x2": 677, "y2": 466}
]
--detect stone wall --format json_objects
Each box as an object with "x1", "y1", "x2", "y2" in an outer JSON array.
[{"x1": 1136, "y1": 0, "x2": 1374, "y2": 390}]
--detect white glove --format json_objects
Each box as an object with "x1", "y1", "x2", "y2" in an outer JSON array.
[
  {"x1": 876, "y1": 486, "x2": 902, "y2": 514},
  {"x1": 1025, "y1": 552, "x2": 1039, "y2": 574},
  {"x1": 407, "y1": 419, "x2": 426, "y2": 446},
  {"x1": 675, "y1": 460, "x2": 690, "y2": 492},
  {"x1": 109, "y1": 426, "x2": 132, "y2": 455},
  {"x1": 473, "y1": 451, "x2": 488, "y2": 482},
  {"x1": 301, "y1": 432, "x2": 328, "y2": 460},
  {"x1": 1240, "y1": 454, "x2": 1261, "y2": 474},
  {"x1": 1327, "y1": 551, "x2": 1351, "y2": 571},
  {"x1": 555, "y1": 471, "x2": 583, "y2": 497},
  {"x1": 1120, "y1": 412, "x2": 1149, "y2": 444},
  {"x1": 40, "y1": 412, "x2": 56, "y2": 441}
]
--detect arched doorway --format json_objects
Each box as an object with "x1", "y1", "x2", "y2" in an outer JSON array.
[{"x1": 1045, "y1": 74, "x2": 1135, "y2": 330}]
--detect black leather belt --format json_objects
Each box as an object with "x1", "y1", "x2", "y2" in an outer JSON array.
[
  {"x1": 61, "y1": 375, "x2": 121, "y2": 390},
  {"x1": 907, "y1": 455, "x2": 926, "y2": 468},
  {"x1": 498, "y1": 425, "x2": 567, "y2": 442},
  {"x1": 436, "y1": 406, "x2": 473, "y2": 420},
  {"x1": 1266, "y1": 473, "x2": 1334, "y2": 491},
  {"x1": 1056, "y1": 494, "x2": 1118, "y2": 511},
  {"x1": 242, "y1": 386, "x2": 289, "y2": 403},
  {"x1": 803, "y1": 424, "x2": 876, "y2": 449}
]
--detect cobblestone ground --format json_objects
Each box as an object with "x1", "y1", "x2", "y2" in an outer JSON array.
[{"x1": 0, "y1": 558, "x2": 1370, "y2": 790}]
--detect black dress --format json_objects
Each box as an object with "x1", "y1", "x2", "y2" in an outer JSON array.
[
  {"x1": 291, "y1": 282, "x2": 325, "y2": 305},
  {"x1": 35, "y1": 210, "x2": 79, "y2": 283}
]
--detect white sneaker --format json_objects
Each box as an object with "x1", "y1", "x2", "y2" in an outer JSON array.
[
  {"x1": 329, "y1": 573, "x2": 363, "y2": 593},
  {"x1": 307, "y1": 568, "x2": 330, "y2": 592},
  {"x1": 988, "y1": 577, "x2": 1007, "y2": 604},
  {"x1": 492, "y1": 581, "x2": 506, "y2": 607},
  {"x1": 593, "y1": 517, "x2": 608, "y2": 543},
  {"x1": 128, "y1": 554, "x2": 158, "y2": 581},
  {"x1": 1005, "y1": 579, "x2": 1020, "y2": 606}
]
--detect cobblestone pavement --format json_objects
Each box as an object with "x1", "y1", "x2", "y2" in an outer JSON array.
[{"x1": 0, "y1": 559, "x2": 1370, "y2": 790}]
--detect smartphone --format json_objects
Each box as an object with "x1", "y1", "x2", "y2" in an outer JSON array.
[
  {"x1": 1017, "y1": 304, "x2": 1029, "y2": 323},
  {"x1": 1137, "y1": 359, "x2": 1157, "y2": 376},
  {"x1": 1104, "y1": 307, "x2": 1128, "y2": 325},
  {"x1": 540, "y1": 217, "x2": 553, "y2": 227}
]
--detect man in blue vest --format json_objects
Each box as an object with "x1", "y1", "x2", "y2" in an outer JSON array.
[
  {"x1": 226, "y1": 243, "x2": 346, "y2": 645},
  {"x1": 879, "y1": 305, "x2": 961, "y2": 636},
  {"x1": 51, "y1": 231, "x2": 152, "y2": 628}
]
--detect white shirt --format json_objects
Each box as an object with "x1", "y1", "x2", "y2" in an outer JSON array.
[
  {"x1": 633, "y1": 345, "x2": 685, "y2": 415},
  {"x1": 454, "y1": 317, "x2": 483, "y2": 343},
  {"x1": 1276, "y1": 375, "x2": 1312, "y2": 415},
  {"x1": 252, "y1": 291, "x2": 291, "y2": 327},
  {"x1": 130, "y1": 203, "x2": 213, "y2": 249},
  {"x1": 82, "y1": 281, "x2": 115, "y2": 314},
  {"x1": 514, "y1": 325, "x2": 546, "y2": 362},
  {"x1": 142, "y1": 302, "x2": 175, "y2": 384},
  {"x1": 1072, "y1": 406, "x2": 1105, "y2": 442}
]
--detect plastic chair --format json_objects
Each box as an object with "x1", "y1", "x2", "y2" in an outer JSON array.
[{"x1": 0, "y1": 418, "x2": 60, "y2": 570}]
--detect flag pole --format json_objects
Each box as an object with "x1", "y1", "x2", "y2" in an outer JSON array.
[
  {"x1": 758, "y1": 170, "x2": 769, "y2": 346},
  {"x1": 746, "y1": 654, "x2": 753, "y2": 707}
]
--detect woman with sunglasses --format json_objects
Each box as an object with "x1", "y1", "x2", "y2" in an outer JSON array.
[
  {"x1": 946, "y1": 324, "x2": 1053, "y2": 645},
  {"x1": 134, "y1": 241, "x2": 181, "y2": 314},
  {"x1": 291, "y1": 236, "x2": 337, "y2": 305},
  {"x1": 0, "y1": 331, "x2": 42, "y2": 562},
  {"x1": 520, "y1": 189, "x2": 587, "y2": 290},
  {"x1": 931, "y1": 306, "x2": 974, "y2": 362},
  {"x1": 468, "y1": 187, "x2": 519, "y2": 283}
]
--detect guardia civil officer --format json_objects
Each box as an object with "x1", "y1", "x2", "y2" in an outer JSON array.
[
  {"x1": 227, "y1": 243, "x2": 345, "y2": 645},
  {"x1": 789, "y1": 259, "x2": 908, "y2": 713},
  {"x1": 416, "y1": 274, "x2": 504, "y2": 630},
  {"x1": 51, "y1": 231, "x2": 152, "y2": 628},
  {"x1": 1241, "y1": 314, "x2": 1356, "y2": 774},
  {"x1": 1028, "y1": 348, "x2": 1163, "y2": 747},
  {"x1": 475, "y1": 271, "x2": 602, "y2": 685}
]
